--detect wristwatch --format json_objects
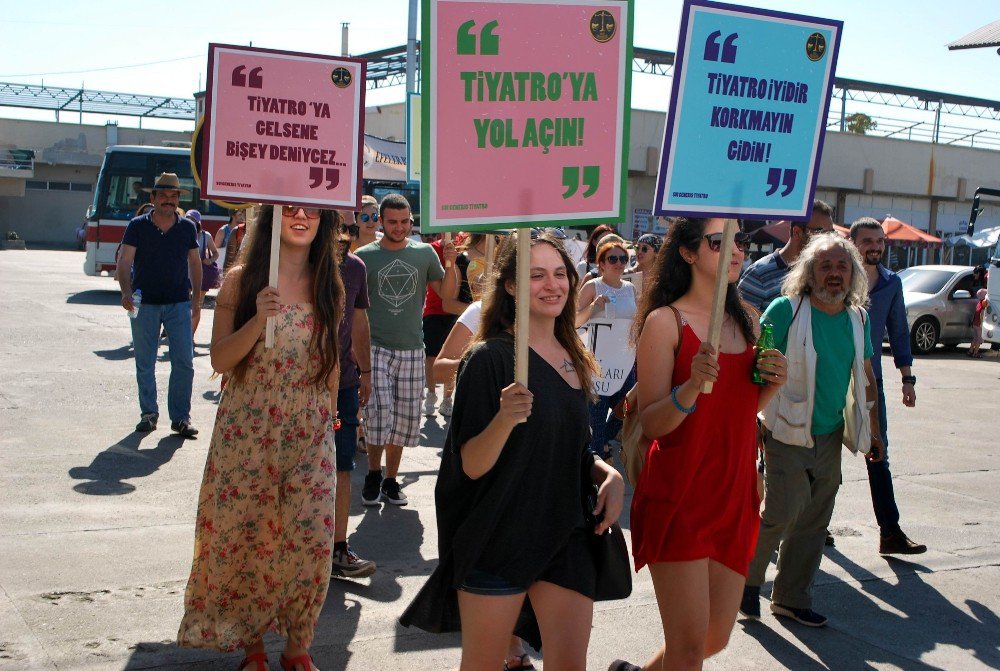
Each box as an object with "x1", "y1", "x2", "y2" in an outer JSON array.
[{"x1": 901, "y1": 375, "x2": 916, "y2": 385}]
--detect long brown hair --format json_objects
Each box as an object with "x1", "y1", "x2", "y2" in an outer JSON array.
[
  {"x1": 473, "y1": 232, "x2": 599, "y2": 399},
  {"x1": 229, "y1": 204, "x2": 344, "y2": 386},
  {"x1": 631, "y1": 217, "x2": 755, "y2": 346}
]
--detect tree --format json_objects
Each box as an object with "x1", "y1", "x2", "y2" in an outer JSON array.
[{"x1": 846, "y1": 112, "x2": 877, "y2": 135}]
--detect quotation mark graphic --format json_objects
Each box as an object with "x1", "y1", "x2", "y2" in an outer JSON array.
[
  {"x1": 704, "y1": 30, "x2": 738, "y2": 63},
  {"x1": 457, "y1": 19, "x2": 500, "y2": 55},
  {"x1": 231, "y1": 65, "x2": 264, "y2": 88},
  {"x1": 765, "y1": 168, "x2": 797, "y2": 197},
  {"x1": 562, "y1": 166, "x2": 600, "y2": 199},
  {"x1": 309, "y1": 167, "x2": 341, "y2": 190}
]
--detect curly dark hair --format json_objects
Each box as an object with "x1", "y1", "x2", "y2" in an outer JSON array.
[
  {"x1": 473, "y1": 232, "x2": 599, "y2": 400},
  {"x1": 229, "y1": 204, "x2": 345, "y2": 386},
  {"x1": 631, "y1": 217, "x2": 756, "y2": 346}
]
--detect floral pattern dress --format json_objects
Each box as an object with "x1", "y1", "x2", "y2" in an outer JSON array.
[{"x1": 178, "y1": 304, "x2": 336, "y2": 651}]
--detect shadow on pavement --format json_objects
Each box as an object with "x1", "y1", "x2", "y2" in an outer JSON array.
[
  {"x1": 68, "y1": 432, "x2": 187, "y2": 495},
  {"x1": 750, "y1": 547, "x2": 1000, "y2": 669},
  {"x1": 67, "y1": 289, "x2": 121, "y2": 306},
  {"x1": 94, "y1": 344, "x2": 134, "y2": 361}
]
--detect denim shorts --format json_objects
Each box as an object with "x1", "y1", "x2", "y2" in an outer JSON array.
[
  {"x1": 334, "y1": 385, "x2": 361, "y2": 472},
  {"x1": 458, "y1": 569, "x2": 526, "y2": 596}
]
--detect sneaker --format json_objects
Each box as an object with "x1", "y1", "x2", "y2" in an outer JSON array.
[
  {"x1": 879, "y1": 531, "x2": 927, "y2": 555},
  {"x1": 381, "y1": 477, "x2": 408, "y2": 506},
  {"x1": 770, "y1": 603, "x2": 827, "y2": 627},
  {"x1": 607, "y1": 661, "x2": 642, "y2": 671},
  {"x1": 825, "y1": 530, "x2": 836, "y2": 547},
  {"x1": 423, "y1": 392, "x2": 438, "y2": 416},
  {"x1": 739, "y1": 584, "x2": 760, "y2": 619},
  {"x1": 331, "y1": 546, "x2": 377, "y2": 578},
  {"x1": 170, "y1": 419, "x2": 199, "y2": 439},
  {"x1": 135, "y1": 413, "x2": 158, "y2": 432},
  {"x1": 439, "y1": 396, "x2": 453, "y2": 417},
  {"x1": 361, "y1": 470, "x2": 383, "y2": 506}
]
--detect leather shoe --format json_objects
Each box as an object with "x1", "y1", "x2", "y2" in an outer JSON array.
[{"x1": 879, "y1": 531, "x2": 926, "y2": 555}]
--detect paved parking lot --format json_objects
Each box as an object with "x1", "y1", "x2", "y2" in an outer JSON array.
[{"x1": 1, "y1": 250, "x2": 998, "y2": 670}]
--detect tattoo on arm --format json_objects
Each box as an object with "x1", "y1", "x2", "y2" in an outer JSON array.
[{"x1": 561, "y1": 359, "x2": 576, "y2": 373}]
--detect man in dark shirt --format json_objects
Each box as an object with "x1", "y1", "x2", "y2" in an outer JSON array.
[
  {"x1": 116, "y1": 173, "x2": 202, "y2": 438},
  {"x1": 850, "y1": 218, "x2": 925, "y2": 555}
]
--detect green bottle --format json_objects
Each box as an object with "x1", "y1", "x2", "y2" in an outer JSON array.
[{"x1": 752, "y1": 322, "x2": 775, "y2": 385}]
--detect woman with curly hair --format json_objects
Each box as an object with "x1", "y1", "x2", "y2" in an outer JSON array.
[
  {"x1": 402, "y1": 232, "x2": 625, "y2": 671},
  {"x1": 178, "y1": 205, "x2": 345, "y2": 671}
]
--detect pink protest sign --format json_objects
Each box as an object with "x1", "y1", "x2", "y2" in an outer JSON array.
[
  {"x1": 422, "y1": 0, "x2": 633, "y2": 231},
  {"x1": 202, "y1": 44, "x2": 366, "y2": 209}
]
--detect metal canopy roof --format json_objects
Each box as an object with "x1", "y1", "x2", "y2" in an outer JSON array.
[
  {"x1": 0, "y1": 82, "x2": 195, "y2": 119},
  {"x1": 947, "y1": 20, "x2": 1000, "y2": 50}
]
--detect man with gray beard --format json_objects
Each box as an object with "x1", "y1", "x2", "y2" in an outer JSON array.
[{"x1": 740, "y1": 234, "x2": 883, "y2": 628}]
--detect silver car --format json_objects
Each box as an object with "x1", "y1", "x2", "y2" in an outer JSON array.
[{"x1": 897, "y1": 265, "x2": 981, "y2": 355}]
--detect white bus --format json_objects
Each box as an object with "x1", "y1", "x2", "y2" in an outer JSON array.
[{"x1": 83, "y1": 145, "x2": 230, "y2": 276}]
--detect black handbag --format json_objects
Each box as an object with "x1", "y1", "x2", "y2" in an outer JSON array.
[{"x1": 583, "y1": 483, "x2": 633, "y2": 601}]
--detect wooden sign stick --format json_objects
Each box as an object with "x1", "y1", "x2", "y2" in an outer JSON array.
[
  {"x1": 264, "y1": 206, "x2": 282, "y2": 349},
  {"x1": 444, "y1": 231, "x2": 453, "y2": 267},
  {"x1": 701, "y1": 218, "x2": 738, "y2": 393},
  {"x1": 484, "y1": 231, "x2": 496, "y2": 267},
  {"x1": 514, "y1": 228, "x2": 532, "y2": 404}
]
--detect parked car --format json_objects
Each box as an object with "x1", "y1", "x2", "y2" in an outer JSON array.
[{"x1": 897, "y1": 265, "x2": 982, "y2": 354}]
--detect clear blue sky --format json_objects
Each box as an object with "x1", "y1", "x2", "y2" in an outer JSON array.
[{"x1": 1, "y1": 0, "x2": 997, "y2": 126}]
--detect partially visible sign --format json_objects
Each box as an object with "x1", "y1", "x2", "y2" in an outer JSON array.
[
  {"x1": 654, "y1": 0, "x2": 841, "y2": 220},
  {"x1": 363, "y1": 134, "x2": 408, "y2": 182},
  {"x1": 202, "y1": 44, "x2": 366, "y2": 208},
  {"x1": 407, "y1": 93, "x2": 421, "y2": 182},
  {"x1": 632, "y1": 207, "x2": 653, "y2": 236},
  {"x1": 422, "y1": 0, "x2": 633, "y2": 232},
  {"x1": 579, "y1": 318, "x2": 635, "y2": 396}
]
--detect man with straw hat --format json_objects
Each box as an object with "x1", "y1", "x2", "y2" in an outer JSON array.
[{"x1": 116, "y1": 172, "x2": 202, "y2": 438}]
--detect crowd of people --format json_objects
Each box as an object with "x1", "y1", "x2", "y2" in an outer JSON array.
[{"x1": 117, "y1": 176, "x2": 964, "y2": 671}]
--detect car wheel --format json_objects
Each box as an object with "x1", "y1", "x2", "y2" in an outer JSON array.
[{"x1": 911, "y1": 317, "x2": 939, "y2": 355}]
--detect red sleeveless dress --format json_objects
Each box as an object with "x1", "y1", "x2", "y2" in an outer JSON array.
[{"x1": 630, "y1": 322, "x2": 761, "y2": 576}]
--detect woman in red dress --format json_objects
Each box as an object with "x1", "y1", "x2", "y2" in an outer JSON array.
[{"x1": 610, "y1": 218, "x2": 786, "y2": 671}]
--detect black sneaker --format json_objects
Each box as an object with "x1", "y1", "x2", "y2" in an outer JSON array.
[
  {"x1": 170, "y1": 420, "x2": 199, "y2": 439},
  {"x1": 361, "y1": 470, "x2": 383, "y2": 507},
  {"x1": 770, "y1": 603, "x2": 827, "y2": 627},
  {"x1": 135, "y1": 413, "x2": 158, "y2": 432},
  {"x1": 331, "y1": 546, "x2": 376, "y2": 578},
  {"x1": 381, "y1": 477, "x2": 408, "y2": 506},
  {"x1": 739, "y1": 584, "x2": 760, "y2": 619}
]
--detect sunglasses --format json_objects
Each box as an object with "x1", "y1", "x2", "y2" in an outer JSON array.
[
  {"x1": 282, "y1": 205, "x2": 321, "y2": 219},
  {"x1": 357, "y1": 213, "x2": 379, "y2": 223},
  {"x1": 339, "y1": 223, "x2": 359, "y2": 237},
  {"x1": 638, "y1": 244, "x2": 658, "y2": 253},
  {"x1": 704, "y1": 232, "x2": 752, "y2": 253},
  {"x1": 603, "y1": 254, "x2": 629, "y2": 265}
]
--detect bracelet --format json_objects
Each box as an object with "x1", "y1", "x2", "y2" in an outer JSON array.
[
  {"x1": 359, "y1": 369, "x2": 371, "y2": 374},
  {"x1": 901, "y1": 375, "x2": 916, "y2": 385},
  {"x1": 670, "y1": 385, "x2": 697, "y2": 414}
]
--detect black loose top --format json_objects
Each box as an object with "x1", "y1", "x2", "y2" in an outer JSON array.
[{"x1": 400, "y1": 334, "x2": 595, "y2": 639}]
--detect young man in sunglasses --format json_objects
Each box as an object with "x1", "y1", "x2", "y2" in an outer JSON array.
[
  {"x1": 351, "y1": 194, "x2": 381, "y2": 252},
  {"x1": 355, "y1": 194, "x2": 459, "y2": 507},
  {"x1": 738, "y1": 200, "x2": 835, "y2": 312}
]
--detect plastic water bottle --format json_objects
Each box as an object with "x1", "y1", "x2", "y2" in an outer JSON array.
[
  {"x1": 606, "y1": 293, "x2": 617, "y2": 320},
  {"x1": 752, "y1": 321, "x2": 775, "y2": 385},
  {"x1": 129, "y1": 289, "x2": 142, "y2": 319}
]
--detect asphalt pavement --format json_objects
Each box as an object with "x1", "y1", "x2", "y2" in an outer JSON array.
[{"x1": 1, "y1": 250, "x2": 998, "y2": 671}]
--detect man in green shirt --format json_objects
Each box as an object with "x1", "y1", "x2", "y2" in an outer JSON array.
[
  {"x1": 355, "y1": 194, "x2": 458, "y2": 507},
  {"x1": 741, "y1": 234, "x2": 882, "y2": 628}
]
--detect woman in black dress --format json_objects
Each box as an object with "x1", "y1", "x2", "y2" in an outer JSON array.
[{"x1": 401, "y1": 232, "x2": 625, "y2": 670}]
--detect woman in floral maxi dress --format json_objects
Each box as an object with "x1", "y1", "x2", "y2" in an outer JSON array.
[{"x1": 178, "y1": 205, "x2": 345, "y2": 671}]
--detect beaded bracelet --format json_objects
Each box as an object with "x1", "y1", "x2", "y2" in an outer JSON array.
[{"x1": 670, "y1": 384, "x2": 697, "y2": 414}]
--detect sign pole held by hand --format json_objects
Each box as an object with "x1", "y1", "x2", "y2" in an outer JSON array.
[
  {"x1": 701, "y1": 218, "x2": 738, "y2": 393},
  {"x1": 514, "y1": 228, "x2": 531, "y2": 398},
  {"x1": 443, "y1": 231, "x2": 453, "y2": 267},
  {"x1": 265, "y1": 206, "x2": 282, "y2": 348}
]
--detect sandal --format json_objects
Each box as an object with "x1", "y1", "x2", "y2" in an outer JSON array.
[
  {"x1": 238, "y1": 652, "x2": 269, "y2": 671},
  {"x1": 503, "y1": 653, "x2": 535, "y2": 670},
  {"x1": 280, "y1": 653, "x2": 314, "y2": 671}
]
